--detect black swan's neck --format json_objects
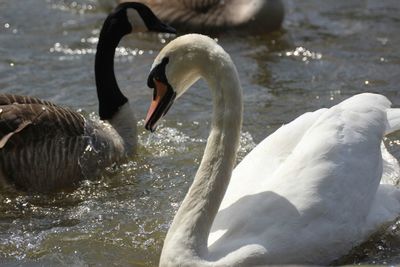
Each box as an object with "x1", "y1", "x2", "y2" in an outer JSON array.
[{"x1": 95, "y1": 18, "x2": 131, "y2": 120}]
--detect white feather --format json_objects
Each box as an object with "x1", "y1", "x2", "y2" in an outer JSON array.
[{"x1": 157, "y1": 34, "x2": 400, "y2": 266}]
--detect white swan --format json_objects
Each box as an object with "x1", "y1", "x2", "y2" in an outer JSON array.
[
  {"x1": 98, "y1": 0, "x2": 284, "y2": 34},
  {"x1": 0, "y1": 3, "x2": 175, "y2": 192},
  {"x1": 143, "y1": 33, "x2": 400, "y2": 266}
]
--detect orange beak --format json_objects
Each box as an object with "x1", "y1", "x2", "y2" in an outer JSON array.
[
  {"x1": 145, "y1": 80, "x2": 168, "y2": 122},
  {"x1": 145, "y1": 79, "x2": 176, "y2": 132}
]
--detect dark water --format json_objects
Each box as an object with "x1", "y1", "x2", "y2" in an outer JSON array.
[{"x1": 0, "y1": 0, "x2": 400, "y2": 266}]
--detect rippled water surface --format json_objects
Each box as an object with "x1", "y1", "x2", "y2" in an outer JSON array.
[{"x1": 1, "y1": 0, "x2": 400, "y2": 266}]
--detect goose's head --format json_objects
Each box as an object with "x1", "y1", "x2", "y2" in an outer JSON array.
[
  {"x1": 145, "y1": 34, "x2": 221, "y2": 132},
  {"x1": 96, "y1": 2, "x2": 175, "y2": 121},
  {"x1": 104, "y1": 2, "x2": 176, "y2": 37}
]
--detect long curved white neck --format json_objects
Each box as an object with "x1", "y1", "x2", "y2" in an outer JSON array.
[{"x1": 160, "y1": 47, "x2": 243, "y2": 266}]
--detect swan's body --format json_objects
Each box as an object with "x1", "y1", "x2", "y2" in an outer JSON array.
[
  {"x1": 0, "y1": 3, "x2": 175, "y2": 192},
  {"x1": 144, "y1": 34, "x2": 400, "y2": 266},
  {"x1": 207, "y1": 94, "x2": 400, "y2": 264},
  {"x1": 99, "y1": 0, "x2": 284, "y2": 34}
]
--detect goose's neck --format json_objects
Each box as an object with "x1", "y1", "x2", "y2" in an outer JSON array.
[
  {"x1": 95, "y1": 18, "x2": 136, "y2": 152},
  {"x1": 160, "y1": 52, "x2": 243, "y2": 266}
]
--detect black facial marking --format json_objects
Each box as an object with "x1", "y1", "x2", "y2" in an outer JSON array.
[
  {"x1": 147, "y1": 57, "x2": 170, "y2": 89},
  {"x1": 145, "y1": 57, "x2": 177, "y2": 132}
]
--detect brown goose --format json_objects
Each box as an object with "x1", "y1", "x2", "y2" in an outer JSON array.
[
  {"x1": 0, "y1": 2, "x2": 175, "y2": 192},
  {"x1": 99, "y1": 0, "x2": 284, "y2": 34}
]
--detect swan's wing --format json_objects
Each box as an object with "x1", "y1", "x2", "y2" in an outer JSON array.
[
  {"x1": 385, "y1": 108, "x2": 400, "y2": 134},
  {"x1": 209, "y1": 107, "x2": 329, "y2": 247},
  {"x1": 366, "y1": 183, "x2": 400, "y2": 234},
  {"x1": 220, "y1": 93, "x2": 393, "y2": 210},
  {"x1": 217, "y1": 108, "x2": 327, "y2": 211},
  {"x1": 381, "y1": 142, "x2": 400, "y2": 185},
  {"x1": 265, "y1": 93, "x2": 390, "y2": 215},
  {"x1": 210, "y1": 94, "x2": 397, "y2": 263},
  {"x1": 209, "y1": 107, "x2": 328, "y2": 247},
  {"x1": 378, "y1": 107, "x2": 400, "y2": 219},
  {"x1": 381, "y1": 107, "x2": 400, "y2": 184}
]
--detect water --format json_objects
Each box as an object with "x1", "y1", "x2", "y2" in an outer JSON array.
[{"x1": 0, "y1": 0, "x2": 400, "y2": 266}]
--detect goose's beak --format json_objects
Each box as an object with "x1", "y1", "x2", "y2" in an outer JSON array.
[{"x1": 145, "y1": 80, "x2": 176, "y2": 132}]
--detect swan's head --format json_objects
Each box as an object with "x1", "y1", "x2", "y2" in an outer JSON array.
[
  {"x1": 106, "y1": 2, "x2": 176, "y2": 35},
  {"x1": 144, "y1": 34, "x2": 222, "y2": 132}
]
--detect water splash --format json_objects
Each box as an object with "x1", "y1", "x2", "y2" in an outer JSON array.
[
  {"x1": 49, "y1": 0, "x2": 97, "y2": 14},
  {"x1": 279, "y1": 46, "x2": 322, "y2": 62},
  {"x1": 138, "y1": 120, "x2": 205, "y2": 158},
  {"x1": 49, "y1": 42, "x2": 153, "y2": 61}
]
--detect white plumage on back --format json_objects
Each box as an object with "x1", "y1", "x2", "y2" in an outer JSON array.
[
  {"x1": 386, "y1": 108, "x2": 400, "y2": 135},
  {"x1": 208, "y1": 93, "x2": 400, "y2": 264},
  {"x1": 153, "y1": 34, "x2": 400, "y2": 266}
]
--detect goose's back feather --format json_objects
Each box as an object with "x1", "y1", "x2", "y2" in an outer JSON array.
[
  {"x1": 0, "y1": 95, "x2": 85, "y2": 146},
  {"x1": 119, "y1": 0, "x2": 284, "y2": 33},
  {"x1": 0, "y1": 94, "x2": 125, "y2": 192},
  {"x1": 0, "y1": 93, "x2": 58, "y2": 107},
  {"x1": 208, "y1": 93, "x2": 400, "y2": 264}
]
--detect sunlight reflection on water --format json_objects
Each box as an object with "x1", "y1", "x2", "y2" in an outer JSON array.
[{"x1": 0, "y1": 0, "x2": 400, "y2": 266}]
